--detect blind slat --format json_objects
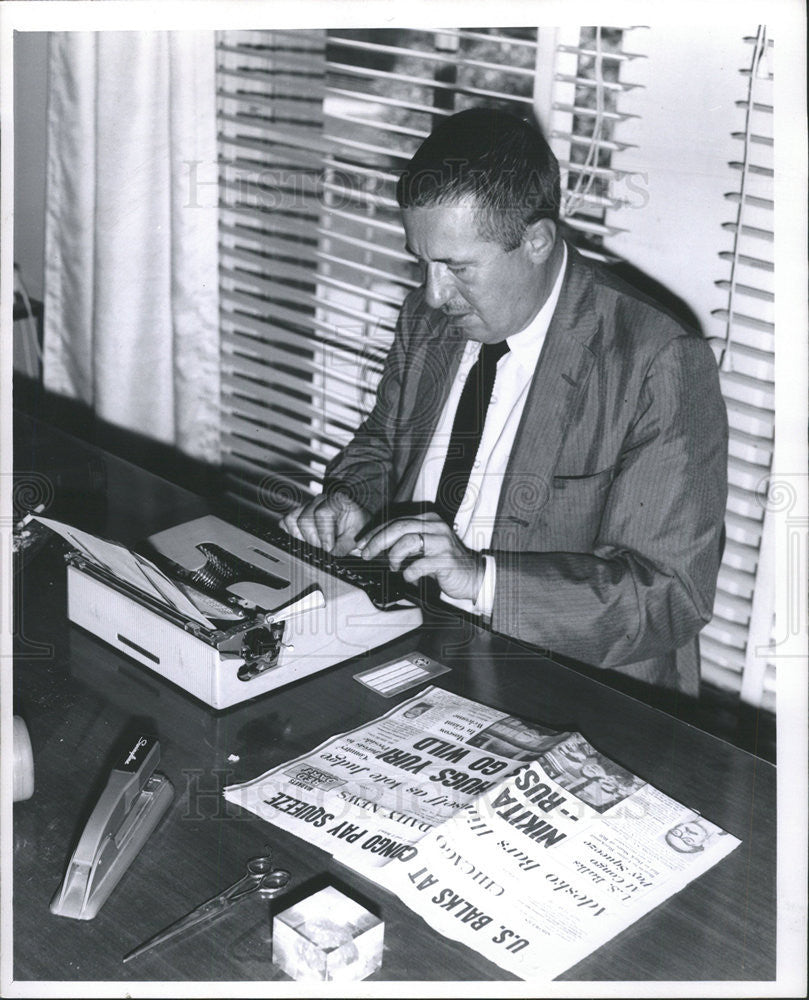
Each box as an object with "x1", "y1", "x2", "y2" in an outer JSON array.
[
  {"x1": 222, "y1": 315, "x2": 387, "y2": 376},
  {"x1": 222, "y1": 464, "x2": 313, "y2": 509},
  {"x1": 558, "y1": 159, "x2": 633, "y2": 180},
  {"x1": 725, "y1": 509, "x2": 764, "y2": 547},
  {"x1": 553, "y1": 102, "x2": 637, "y2": 122},
  {"x1": 717, "y1": 250, "x2": 773, "y2": 272},
  {"x1": 562, "y1": 216, "x2": 628, "y2": 238},
  {"x1": 716, "y1": 341, "x2": 774, "y2": 382},
  {"x1": 222, "y1": 350, "x2": 373, "y2": 419},
  {"x1": 316, "y1": 226, "x2": 412, "y2": 266},
  {"x1": 726, "y1": 404, "x2": 773, "y2": 442},
  {"x1": 711, "y1": 308, "x2": 775, "y2": 335},
  {"x1": 326, "y1": 85, "x2": 453, "y2": 119},
  {"x1": 703, "y1": 616, "x2": 750, "y2": 651},
  {"x1": 221, "y1": 265, "x2": 400, "y2": 330},
  {"x1": 220, "y1": 222, "x2": 320, "y2": 263},
  {"x1": 556, "y1": 43, "x2": 645, "y2": 62},
  {"x1": 448, "y1": 29, "x2": 538, "y2": 50},
  {"x1": 700, "y1": 626, "x2": 744, "y2": 676},
  {"x1": 224, "y1": 417, "x2": 331, "y2": 467},
  {"x1": 720, "y1": 221, "x2": 774, "y2": 242},
  {"x1": 555, "y1": 73, "x2": 641, "y2": 93},
  {"x1": 221, "y1": 306, "x2": 390, "y2": 370},
  {"x1": 326, "y1": 111, "x2": 432, "y2": 143},
  {"x1": 223, "y1": 372, "x2": 366, "y2": 431},
  {"x1": 217, "y1": 70, "x2": 326, "y2": 100},
  {"x1": 552, "y1": 130, "x2": 635, "y2": 154},
  {"x1": 222, "y1": 431, "x2": 327, "y2": 479},
  {"x1": 223, "y1": 245, "x2": 409, "y2": 309},
  {"x1": 714, "y1": 279, "x2": 773, "y2": 303},
  {"x1": 727, "y1": 454, "x2": 769, "y2": 494},
  {"x1": 218, "y1": 113, "x2": 333, "y2": 155},
  {"x1": 224, "y1": 403, "x2": 350, "y2": 454},
  {"x1": 716, "y1": 566, "x2": 755, "y2": 601},
  {"x1": 728, "y1": 160, "x2": 774, "y2": 179},
  {"x1": 713, "y1": 588, "x2": 754, "y2": 626},
  {"x1": 327, "y1": 35, "x2": 537, "y2": 77},
  {"x1": 728, "y1": 427, "x2": 773, "y2": 467},
  {"x1": 329, "y1": 60, "x2": 536, "y2": 106}
]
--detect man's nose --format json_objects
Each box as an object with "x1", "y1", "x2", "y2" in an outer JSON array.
[{"x1": 424, "y1": 262, "x2": 454, "y2": 309}]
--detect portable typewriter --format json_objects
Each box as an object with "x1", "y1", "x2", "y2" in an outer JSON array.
[{"x1": 64, "y1": 514, "x2": 423, "y2": 709}]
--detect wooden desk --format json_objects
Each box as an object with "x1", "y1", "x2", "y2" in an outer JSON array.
[{"x1": 10, "y1": 415, "x2": 776, "y2": 984}]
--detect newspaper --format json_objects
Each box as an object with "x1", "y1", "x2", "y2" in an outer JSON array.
[{"x1": 224, "y1": 686, "x2": 740, "y2": 980}]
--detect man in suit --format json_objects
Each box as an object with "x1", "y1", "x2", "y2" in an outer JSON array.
[{"x1": 281, "y1": 108, "x2": 728, "y2": 696}]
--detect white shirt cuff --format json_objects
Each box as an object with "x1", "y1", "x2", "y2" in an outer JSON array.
[
  {"x1": 475, "y1": 553, "x2": 496, "y2": 619},
  {"x1": 440, "y1": 554, "x2": 495, "y2": 619}
]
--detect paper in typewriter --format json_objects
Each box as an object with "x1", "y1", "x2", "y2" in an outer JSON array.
[
  {"x1": 29, "y1": 515, "x2": 217, "y2": 628},
  {"x1": 224, "y1": 687, "x2": 740, "y2": 980}
]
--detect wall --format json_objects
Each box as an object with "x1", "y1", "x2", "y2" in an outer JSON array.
[{"x1": 603, "y1": 26, "x2": 748, "y2": 334}]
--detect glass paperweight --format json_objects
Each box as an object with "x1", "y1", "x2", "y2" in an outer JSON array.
[{"x1": 272, "y1": 886, "x2": 384, "y2": 981}]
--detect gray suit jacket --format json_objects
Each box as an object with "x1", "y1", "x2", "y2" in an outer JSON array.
[{"x1": 324, "y1": 246, "x2": 728, "y2": 697}]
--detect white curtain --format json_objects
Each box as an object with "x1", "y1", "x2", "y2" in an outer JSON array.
[{"x1": 43, "y1": 31, "x2": 220, "y2": 463}]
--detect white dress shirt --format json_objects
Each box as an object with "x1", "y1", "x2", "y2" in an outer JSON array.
[{"x1": 412, "y1": 243, "x2": 568, "y2": 616}]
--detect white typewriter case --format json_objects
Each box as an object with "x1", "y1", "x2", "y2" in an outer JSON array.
[{"x1": 66, "y1": 515, "x2": 422, "y2": 709}]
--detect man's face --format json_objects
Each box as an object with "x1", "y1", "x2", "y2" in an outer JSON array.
[
  {"x1": 401, "y1": 199, "x2": 554, "y2": 344},
  {"x1": 404, "y1": 704, "x2": 430, "y2": 718},
  {"x1": 669, "y1": 821, "x2": 708, "y2": 849},
  {"x1": 598, "y1": 776, "x2": 621, "y2": 796},
  {"x1": 580, "y1": 761, "x2": 606, "y2": 780}
]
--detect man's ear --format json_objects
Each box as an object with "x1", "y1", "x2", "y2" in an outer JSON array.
[{"x1": 522, "y1": 218, "x2": 557, "y2": 263}]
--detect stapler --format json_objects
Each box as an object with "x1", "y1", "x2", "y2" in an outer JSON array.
[{"x1": 51, "y1": 735, "x2": 174, "y2": 920}]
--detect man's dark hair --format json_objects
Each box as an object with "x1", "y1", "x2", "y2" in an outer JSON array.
[{"x1": 396, "y1": 107, "x2": 561, "y2": 251}]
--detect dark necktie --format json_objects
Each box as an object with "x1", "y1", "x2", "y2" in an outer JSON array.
[{"x1": 435, "y1": 339, "x2": 509, "y2": 525}]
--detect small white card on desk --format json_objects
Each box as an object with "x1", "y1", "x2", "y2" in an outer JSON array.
[{"x1": 354, "y1": 652, "x2": 450, "y2": 697}]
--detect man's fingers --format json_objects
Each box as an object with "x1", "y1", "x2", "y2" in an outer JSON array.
[
  {"x1": 361, "y1": 520, "x2": 418, "y2": 560},
  {"x1": 386, "y1": 532, "x2": 427, "y2": 571},
  {"x1": 401, "y1": 555, "x2": 440, "y2": 584},
  {"x1": 295, "y1": 501, "x2": 327, "y2": 548},
  {"x1": 356, "y1": 511, "x2": 481, "y2": 600},
  {"x1": 360, "y1": 514, "x2": 445, "y2": 560},
  {"x1": 332, "y1": 531, "x2": 360, "y2": 558},
  {"x1": 281, "y1": 495, "x2": 369, "y2": 554},
  {"x1": 313, "y1": 502, "x2": 337, "y2": 552},
  {"x1": 280, "y1": 506, "x2": 305, "y2": 540}
]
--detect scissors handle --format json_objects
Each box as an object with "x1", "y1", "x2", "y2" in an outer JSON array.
[
  {"x1": 222, "y1": 870, "x2": 264, "y2": 904},
  {"x1": 258, "y1": 868, "x2": 291, "y2": 894}
]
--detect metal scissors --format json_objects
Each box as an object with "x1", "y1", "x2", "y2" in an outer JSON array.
[{"x1": 123, "y1": 850, "x2": 291, "y2": 963}]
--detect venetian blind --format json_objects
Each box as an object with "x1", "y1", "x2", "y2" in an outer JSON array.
[
  {"x1": 701, "y1": 28, "x2": 775, "y2": 710},
  {"x1": 216, "y1": 26, "x2": 640, "y2": 515},
  {"x1": 598, "y1": 27, "x2": 777, "y2": 708},
  {"x1": 217, "y1": 29, "x2": 328, "y2": 514},
  {"x1": 540, "y1": 25, "x2": 645, "y2": 255}
]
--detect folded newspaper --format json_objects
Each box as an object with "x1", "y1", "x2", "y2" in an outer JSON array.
[{"x1": 224, "y1": 686, "x2": 739, "y2": 980}]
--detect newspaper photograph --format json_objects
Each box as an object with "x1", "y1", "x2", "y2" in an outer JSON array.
[{"x1": 224, "y1": 686, "x2": 740, "y2": 979}]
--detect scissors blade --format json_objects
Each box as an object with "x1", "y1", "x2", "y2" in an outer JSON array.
[{"x1": 122, "y1": 886, "x2": 246, "y2": 963}]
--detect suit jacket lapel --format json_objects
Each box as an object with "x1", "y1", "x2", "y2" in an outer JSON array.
[
  {"x1": 493, "y1": 247, "x2": 600, "y2": 545},
  {"x1": 394, "y1": 316, "x2": 465, "y2": 502}
]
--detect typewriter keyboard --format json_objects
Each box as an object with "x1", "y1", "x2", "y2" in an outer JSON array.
[{"x1": 259, "y1": 523, "x2": 414, "y2": 610}]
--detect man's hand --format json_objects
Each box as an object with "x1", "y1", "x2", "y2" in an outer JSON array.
[
  {"x1": 280, "y1": 492, "x2": 370, "y2": 556},
  {"x1": 359, "y1": 511, "x2": 485, "y2": 601}
]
